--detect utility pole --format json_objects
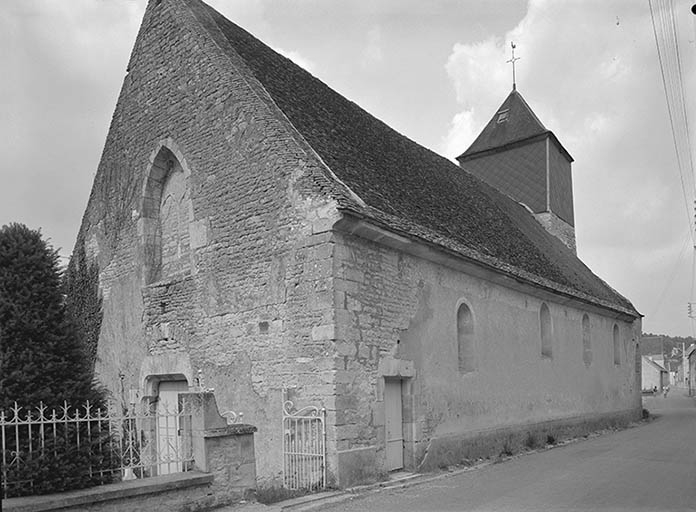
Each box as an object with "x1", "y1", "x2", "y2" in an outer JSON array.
[{"x1": 661, "y1": 335, "x2": 665, "y2": 366}]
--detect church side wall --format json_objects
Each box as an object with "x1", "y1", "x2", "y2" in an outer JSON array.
[
  {"x1": 77, "y1": 0, "x2": 338, "y2": 486},
  {"x1": 331, "y1": 231, "x2": 641, "y2": 486}
]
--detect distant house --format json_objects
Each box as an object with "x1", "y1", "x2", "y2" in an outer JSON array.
[
  {"x1": 650, "y1": 355, "x2": 679, "y2": 386},
  {"x1": 642, "y1": 356, "x2": 668, "y2": 392}
]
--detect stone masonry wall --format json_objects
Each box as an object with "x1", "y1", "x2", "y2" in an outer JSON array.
[
  {"x1": 76, "y1": 0, "x2": 340, "y2": 485},
  {"x1": 331, "y1": 230, "x2": 641, "y2": 482},
  {"x1": 534, "y1": 211, "x2": 576, "y2": 253}
]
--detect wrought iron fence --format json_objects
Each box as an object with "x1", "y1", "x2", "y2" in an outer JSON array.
[
  {"x1": 282, "y1": 398, "x2": 326, "y2": 491},
  {"x1": 1, "y1": 400, "x2": 193, "y2": 499}
]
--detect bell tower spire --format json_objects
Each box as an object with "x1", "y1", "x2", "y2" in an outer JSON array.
[
  {"x1": 506, "y1": 42, "x2": 520, "y2": 91},
  {"x1": 456, "y1": 88, "x2": 577, "y2": 253}
]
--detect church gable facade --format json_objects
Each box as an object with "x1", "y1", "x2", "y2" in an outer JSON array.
[{"x1": 75, "y1": 0, "x2": 642, "y2": 490}]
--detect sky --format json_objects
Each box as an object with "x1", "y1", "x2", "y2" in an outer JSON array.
[{"x1": 2, "y1": 0, "x2": 696, "y2": 337}]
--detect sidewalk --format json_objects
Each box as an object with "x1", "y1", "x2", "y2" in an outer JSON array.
[
  {"x1": 211, "y1": 410, "x2": 656, "y2": 512},
  {"x1": 213, "y1": 471, "x2": 432, "y2": 512},
  {"x1": 212, "y1": 421, "x2": 645, "y2": 512}
]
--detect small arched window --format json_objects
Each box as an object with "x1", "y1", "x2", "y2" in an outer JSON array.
[
  {"x1": 540, "y1": 303, "x2": 552, "y2": 358},
  {"x1": 582, "y1": 314, "x2": 592, "y2": 366},
  {"x1": 457, "y1": 303, "x2": 475, "y2": 372},
  {"x1": 613, "y1": 324, "x2": 620, "y2": 365}
]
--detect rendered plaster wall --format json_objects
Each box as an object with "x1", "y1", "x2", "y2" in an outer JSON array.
[
  {"x1": 331, "y1": 231, "x2": 641, "y2": 484},
  {"x1": 76, "y1": 0, "x2": 338, "y2": 485}
]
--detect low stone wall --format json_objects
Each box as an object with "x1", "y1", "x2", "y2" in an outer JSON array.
[
  {"x1": 416, "y1": 408, "x2": 641, "y2": 472},
  {"x1": 4, "y1": 392, "x2": 257, "y2": 512},
  {"x1": 4, "y1": 473, "x2": 218, "y2": 512}
]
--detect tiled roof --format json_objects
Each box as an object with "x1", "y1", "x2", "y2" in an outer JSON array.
[
  {"x1": 642, "y1": 356, "x2": 667, "y2": 372},
  {"x1": 458, "y1": 89, "x2": 573, "y2": 162},
  {"x1": 184, "y1": 0, "x2": 638, "y2": 317}
]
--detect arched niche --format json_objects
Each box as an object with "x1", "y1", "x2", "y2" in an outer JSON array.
[{"x1": 139, "y1": 352, "x2": 194, "y2": 398}]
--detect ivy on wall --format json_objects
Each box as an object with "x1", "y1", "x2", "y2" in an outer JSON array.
[{"x1": 63, "y1": 239, "x2": 103, "y2": 370}]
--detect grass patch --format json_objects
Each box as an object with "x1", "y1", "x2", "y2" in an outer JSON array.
[
  {"x1": 500, "y1": 441, "x2": 513, "y2": 457},
  {"x1": 524, "y1": 433, "x2": 539, "y2": 450}
]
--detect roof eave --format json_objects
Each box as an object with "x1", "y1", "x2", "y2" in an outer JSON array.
[
  {"x1": 333, "y1": 208, "x2": 640, "y2": 321},
  {"x1": 457, "y1": 131, "x2": 574, "y2": 164}
]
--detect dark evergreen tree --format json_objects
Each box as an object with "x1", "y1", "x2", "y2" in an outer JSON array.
[
  {"x1": 0, "y1": 224, "x2": 114, "y2": 498},
  {"x1": 0, "y1": 223, "x2": 103, "y2": 410}
]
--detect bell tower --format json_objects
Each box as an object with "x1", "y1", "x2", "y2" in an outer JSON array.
[{"x1": 456, "y1": 88, "x2": 576, "y2": 253}]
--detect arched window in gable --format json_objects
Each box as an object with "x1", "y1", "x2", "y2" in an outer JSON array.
[
  {"x1": 613, "y1": 324, "x2": 620, "y2": 365},
  {"x1": 140, "y1": 143, "x2": 193, "y2": 284},
  {"x1": 540, "y1": 303, "x2": 552, "y2": 358},
  {"x1": 457, "y1": 302, "x2": 476, "y2": 373},
  {"x1": 159, "y1": 161, "x2": 191, "y2": 278},
  {"x1": 582, "y1": 314, "x2": 592, "y2": 366}
]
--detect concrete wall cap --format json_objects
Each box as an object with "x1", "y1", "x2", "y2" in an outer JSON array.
[{"x1": 204, "y1": 424, "x2": 258, "y2": 437}]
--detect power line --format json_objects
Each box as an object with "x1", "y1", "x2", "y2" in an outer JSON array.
[
  {"x1": 648, "y1": 231, "x2": 692, "y2": 319},
  {"x1": 649, "y1": 0, "x2": 696, "y2": 245}
]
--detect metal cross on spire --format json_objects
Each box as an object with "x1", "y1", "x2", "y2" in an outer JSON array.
[{"x1": 507, "y1": 42, "x2": 520, "y2": 90}]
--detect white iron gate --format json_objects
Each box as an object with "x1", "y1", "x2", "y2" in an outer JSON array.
[
  {"x1": 1, "y1": 400, "x2": 193, "y2": 499},
  {"x1": 282, "y1": 395, "x2": 326, "y2": 491}
]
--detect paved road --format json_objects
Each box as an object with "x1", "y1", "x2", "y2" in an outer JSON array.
[{"x1": 316, "y1": 394, "x2": 696, "y2": 512}]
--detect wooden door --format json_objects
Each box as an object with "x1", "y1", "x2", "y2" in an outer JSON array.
[
  {"x1": 156, "y1": 380, "x2": 188, "y2": 475},
  {"x1": 384, "y1": 379, "x2": 403, "y2": 471}
]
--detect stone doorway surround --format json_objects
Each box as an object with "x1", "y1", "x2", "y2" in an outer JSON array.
[{"x1": 377, "y1": 357, "x2": 416, "y2": 471}]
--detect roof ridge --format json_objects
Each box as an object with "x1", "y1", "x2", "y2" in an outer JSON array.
[
  {"x1": 157, "y1": 0, "x2": 637, "y2": 317},
  {"x1": 180, "y1": 0, "x2": 366, "y2": 209}
]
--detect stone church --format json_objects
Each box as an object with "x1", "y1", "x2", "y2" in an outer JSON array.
[{"x1": 75, "y1": 0, "x2": 642, "y2": 489}]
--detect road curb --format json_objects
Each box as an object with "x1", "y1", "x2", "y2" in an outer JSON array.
[{"x1": 278, "y1": 463, "x2": 495, "y2": 511}]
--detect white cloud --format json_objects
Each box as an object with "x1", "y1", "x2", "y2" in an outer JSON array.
[
  {"x1": 441, "y1": 0, "x2": 696, "y2": 335},
  {"x1": 441, "y1": 110, "x2": 477, "y2": 162},
  {"x1": 363, "y1": 25, "x2": 384, "y2": 67}
]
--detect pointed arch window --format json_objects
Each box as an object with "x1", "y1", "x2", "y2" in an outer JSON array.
[{"x1": 457, "y1": 303, "x2": 476, "y2": 373}]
